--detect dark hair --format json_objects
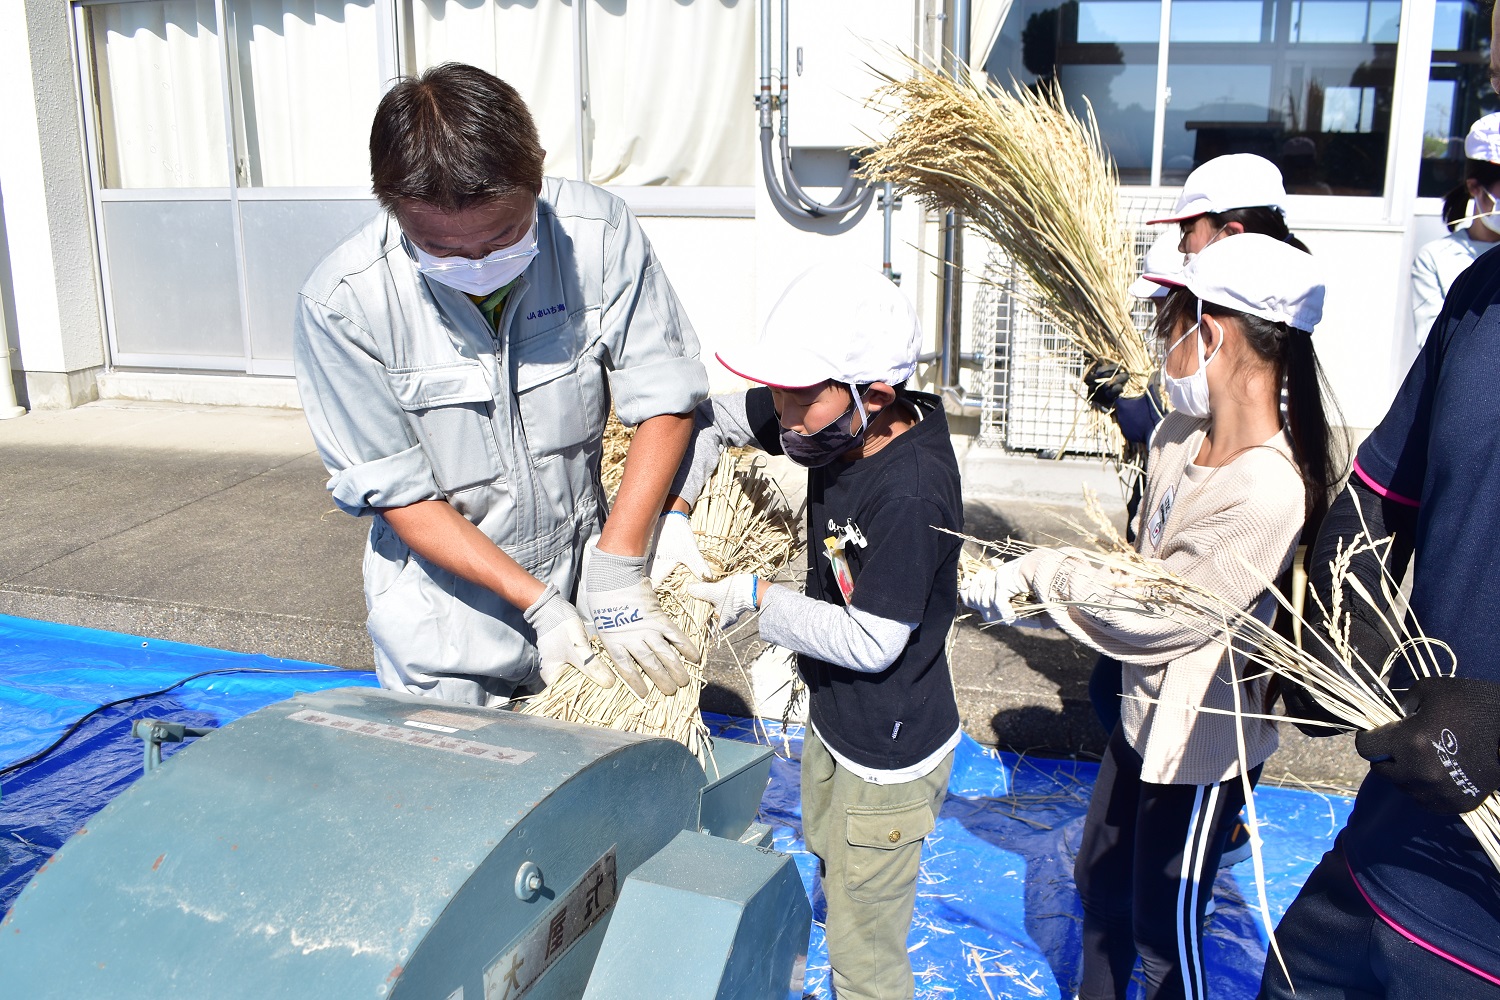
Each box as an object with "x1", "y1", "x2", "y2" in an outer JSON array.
[
  {"x1": 370, "y1": 63, "x2": 545, "y2": 212},
  {"x1": 1441, "y1": 159, "x2": 1500, "y2": 231},
  {"x1": 854, "y1": 379, "x2": 909, "y2": 398},
  {"x1": 1200, "y1": 206, "x2": 1312, "y2": 254},
  {"x1": 1154, "y1": 288, "x2": 1347, "y2": 529}
]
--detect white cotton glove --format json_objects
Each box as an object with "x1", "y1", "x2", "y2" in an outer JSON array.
[
  {"x1": 648, "y1": 511, "x2": 713, "y2": 586},
  {"x1": 524, "y1": 586, "x2": 617, "y2": 690},
  {"x1": 960, "y1": 558, "x2": 1031, "y2": 626},
  {"x1": 686, "y1": 574, "x2": 760, "y2": 631},
  {"x1": 586, "y1": 547, "x2": 699, "y2": 698}
]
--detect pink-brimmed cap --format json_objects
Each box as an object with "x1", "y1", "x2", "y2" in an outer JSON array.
[
  {"x1": 1162, "y1": 233, "x2": 1324, "y2": 333},
  {"x1": 716, "y1": 263, "x2": 921, "y2": 389},
  {"x1": 1148, "y1": 154, "x2": 1287, "y2": 225},
  {"x1": 1129, "y1": 231, "x2": 1185, "y2": 298}
]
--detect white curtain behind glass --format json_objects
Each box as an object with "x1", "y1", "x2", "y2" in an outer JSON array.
[
  {"x1": 971, "y1": 0, "x2": 1013, "y2": 77},
  {"x1": 408, "y1": 0, "x2": 581, "y2": 179},
  {"x1": 586, "y1": 0, "x2": 754, "y2": 186},
  {"x1": 230, "y1": 0, "x2": 383, "y2": 186},
  {"x1": 90, "y1": 0, "x2": 230, "y2": 188}
]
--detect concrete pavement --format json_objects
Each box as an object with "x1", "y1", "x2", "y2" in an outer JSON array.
[{"x1": 0, "y1": 400, "x2": 1365, "y2": 789}]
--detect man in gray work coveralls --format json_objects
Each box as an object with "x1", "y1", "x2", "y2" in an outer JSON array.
[{"x1": 293, "y1": 63, "x2": 709, "y2": 707}]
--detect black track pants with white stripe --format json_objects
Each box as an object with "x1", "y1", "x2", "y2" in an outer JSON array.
[{"x1": 1075, "y1": 723, "x2": 1255, "y2": 1000}]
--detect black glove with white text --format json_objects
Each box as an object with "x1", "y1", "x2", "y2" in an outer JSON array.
[
  {"x1": 1355, "y1": 676, "x2": 1500, "y2": 815},
  {"x1": 1082, "y1": 360, "x2": 1129, "y2": 412}
]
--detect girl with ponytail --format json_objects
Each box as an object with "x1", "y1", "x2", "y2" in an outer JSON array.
[
  {"x1": 964, "y1": 234, "x2": 1343, "y2": 1000},
  {"x1": 1086, "y1": 152, "x2": 1318, "y2": 872},
  {"x1": 1412, "y1": 113, "x2": 1500, "y2": 347}
]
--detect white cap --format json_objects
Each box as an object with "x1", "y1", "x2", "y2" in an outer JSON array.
[
  {"x1": 1161, "y1": 233, "x2": 1323, "y2": 332},
  {"x1": 1465, "y1": 113, "x2": 1500, "y2": 163},
  {"x1": 716, "y1": 263, "x2": 921, "y2": 388},
  {"x1": 1129, "y1": 231, "x2": 1185, "y2": 298},
  {"x1": 1148, "y1": 154, "x2": 1287, "y2": 224}
]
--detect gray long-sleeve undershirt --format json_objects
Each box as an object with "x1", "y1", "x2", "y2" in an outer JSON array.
[
  {"x1": 669, "y1": 393, "x2": 761, "y2": 506},
  {"x1": 759, "y1": 587, "x2": 916, "y2": 673}
]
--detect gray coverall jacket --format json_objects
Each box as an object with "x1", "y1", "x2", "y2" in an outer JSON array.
[{"x1": 292, "y1": 177, "x2": 709, "y2": 705}]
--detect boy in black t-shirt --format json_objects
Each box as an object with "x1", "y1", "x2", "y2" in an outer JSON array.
[{"x1": 655, "y1": 263, "x2": 962, "y2": 1000}]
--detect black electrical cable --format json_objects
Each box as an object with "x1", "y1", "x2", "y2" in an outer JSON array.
[{"x1": 0, "y1": 666, "x2": 349, "y2": 781}]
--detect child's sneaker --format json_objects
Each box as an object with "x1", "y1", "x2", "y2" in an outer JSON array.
[{"x1": 1219, "y1": 817, "x2": 1253, "y2": 867}]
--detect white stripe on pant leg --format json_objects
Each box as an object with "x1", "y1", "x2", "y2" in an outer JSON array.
[
  {"x1": 1187, "y1": 783, "x2": 1221, "y2": 1000},
  {"x1": 1174, "y1": 784, "x2": 1220, "y2": 1000},
  {"x1": 1175, "y1": 786, "x2": 1206, "y2": 998}
]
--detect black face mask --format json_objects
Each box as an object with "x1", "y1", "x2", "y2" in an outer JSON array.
[{"x1": 778, "y1": 387, "x2": 867, "y2": 468}]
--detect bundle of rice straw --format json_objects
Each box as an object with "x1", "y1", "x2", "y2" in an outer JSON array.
[
  {"x1": 520, "y1": 451, "x2": 802, "y2": 767},
  {"x1": 955, "y1": 492, "x2": 1500, "y2": 975},
  {"x1": 863, "y1": 58, "x2": 1153, "y2": 397}
]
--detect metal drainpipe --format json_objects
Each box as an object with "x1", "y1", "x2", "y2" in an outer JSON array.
[
  {"x1": 758, "y1": 0, "x2": 873, "y2": 221},
  {"x1": 759, "y1": 0, "x2": 773, "y2": 136},
  {"x1": 881, "y1": 182, "x2": 901, "y2": 284},
  {"x1": 572, "y1": 0, "x2": 591, "y2": 182},
  {"x1": 939, "y1": 212, "x2": 960, "y2": 388},
  {"x1": 938, "y1": 0, "x2": 970, "y2": 398}
]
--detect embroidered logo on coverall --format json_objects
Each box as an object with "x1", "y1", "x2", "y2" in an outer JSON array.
[{"x1": 526, "y1": 302, "x2": 567, "y2": 321}]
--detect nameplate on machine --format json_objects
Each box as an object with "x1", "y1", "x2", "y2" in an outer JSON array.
[
  {"x1": 483, "y1": 848, "x2": 619, "y2": 1000},
  {"x1": 287, "y1": 710, "x2": 535, "y2": 765}
]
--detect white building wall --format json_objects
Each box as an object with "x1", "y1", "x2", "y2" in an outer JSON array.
[
  {"x1": 633, "y1": 214, "x2": 758, "y2": 395},
  {"x1": 0, "y1": 0, "x2": 1470, "y2": 436},
  {"x1": 0, "y1": 0, "x2": 106, "y2": 409},
  {"x1": 644, "y1": 0, "x2": 947, "y2": 398},
  {"x1": 1301, "y1": 225, "x2": 1410, "y2": 432}
]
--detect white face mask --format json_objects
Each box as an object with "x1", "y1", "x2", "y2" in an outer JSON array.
[
  {"x1": 408, "y1": 214, "x2": 539, "y2": 295},
  {"x1": 1479, "y1": 190, "x2": 1500, "y2": 236},
  {"x1": 1162, "y1": 314, "x2": 1220, "y2": 419}
]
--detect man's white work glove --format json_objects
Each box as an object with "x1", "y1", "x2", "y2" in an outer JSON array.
[
  {"x1": 960, "y1": 558, "x2": 1031, "y2": 626},
  {"x1": 586, "y1": 547, "x2": 699, "y2": 698},
  {"x1": 686, "y1": 574, "x2": 760, "y2": 631},
  {"x1": 647, "y1": 511, "x2": 713, "y2": 587},
  {"x1": 524, "y1": 585, "x2": 617, "y2": 689}
]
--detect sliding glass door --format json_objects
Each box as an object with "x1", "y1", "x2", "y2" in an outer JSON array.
[{"x1": 78, "y1": 0, "x2": 388, "y2": 374}]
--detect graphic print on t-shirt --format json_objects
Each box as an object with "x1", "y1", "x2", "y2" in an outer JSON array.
[
  {"x1": 822, "y1": 517, "x2": 867, "y2": 604},
  {"x1": 1147, "y1": 485, "x2": 1176, "y2": 551},
  {"x1": 823, "y1": 535, "x2": 856, "y2": 603}
]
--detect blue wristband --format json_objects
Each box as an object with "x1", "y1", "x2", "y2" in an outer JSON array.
[{"x1": 751, "y1": 574, "x2": 760, "y2": 610}]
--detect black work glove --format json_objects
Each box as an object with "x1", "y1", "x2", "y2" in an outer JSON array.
[
  {"x1": 1278, "y1": 679, "x2": 1346, "y2": 739},
  {"x1": 1355, "y1": 676, "x2": 1500, "y2": 815},
  {"x1": 1082, "y1": 360, "x2": 1129, "y2": 412}
]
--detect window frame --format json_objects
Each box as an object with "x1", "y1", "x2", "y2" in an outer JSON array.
[{"x1": 1054, "y1": 0, "x2": 1443, "y2": 225}]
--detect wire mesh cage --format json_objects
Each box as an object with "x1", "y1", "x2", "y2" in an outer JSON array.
[{"x1": 976, "y1": 192, "x2": 1178, "y2": 454}]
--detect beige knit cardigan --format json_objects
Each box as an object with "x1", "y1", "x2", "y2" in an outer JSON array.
[{"x1": 1018, "y1": 412, "x2": 1304, "y2": 785}]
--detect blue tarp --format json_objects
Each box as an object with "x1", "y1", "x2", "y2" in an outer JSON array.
[
  {"x1": 713, "y1": 716, "x2": 1351, "y2": 999},
  {"x1": 0, "y1": 614, "x2": 1351, "y2": 998},
  {"x1": 0, "y1": 615, "x2": 379, "y2": 910}
]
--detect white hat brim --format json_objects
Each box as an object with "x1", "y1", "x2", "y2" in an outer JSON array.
[
  {"x1": 714, "y1": 347, "x2": 830, "y2": 389},
  {"x1": 1129, "y1": 275, "x2": 1169, "y2": 298}
]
